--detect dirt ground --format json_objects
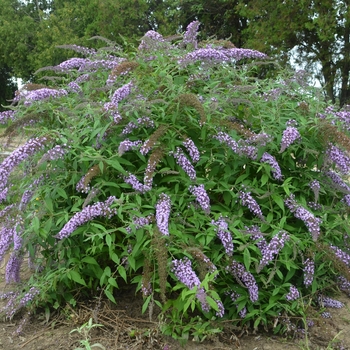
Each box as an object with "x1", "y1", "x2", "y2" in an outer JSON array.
[{"x1": 1, "y1": 262, "x2": 350, "y2": 350}]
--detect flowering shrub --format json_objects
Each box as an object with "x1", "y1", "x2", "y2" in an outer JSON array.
[{"x1": 1, "y1": 22, "x2": 350, "y2": 339}]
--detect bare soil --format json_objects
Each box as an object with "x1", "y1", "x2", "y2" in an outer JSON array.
[{"x1": 1, "y1": 262, "x2": 350, "y2": 350}]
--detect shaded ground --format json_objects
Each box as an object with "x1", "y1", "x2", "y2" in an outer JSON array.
[{"x1": 1, "y1": 261, "x2": 350, "y2": 350}]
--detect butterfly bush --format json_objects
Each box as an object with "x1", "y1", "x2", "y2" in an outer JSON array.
[{"x1": 4, "y1": 20, "x2": 350, "y2": 338}]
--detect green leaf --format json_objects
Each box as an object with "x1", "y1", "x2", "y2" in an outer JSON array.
[
  {"x1": 69, "y1": 270, "x2": 86, "y2": 286},
  {"x1": 206, "y1": 296, "x2": 219, "y2": 311},
  {"x1": 243, "y1": 249, "x2": 251, "y2": 270},
  {"x1": 142, "y1": 295, "x2": 152, "y2": 314},
  {"x1": 117, "y1": 265, "x2": 127, "y2": 282},
  {"x1": 104, "y1": 289, "x2": 116, "y2": 304},
  {"x1": 108, "y1": 277, "x2": 118, "y2": 288},
  {"x1": 82, "y1": 256, "x2": 99, "y2": 265},
  {"x1": 272, "y1": 194, "x2": 285, "y2": 212},
  {"x1": 56, "y1": 187, "x2": 68, "y2": 199},
  {"x1": 261, "y1": 173, "x2": 269, "y2": 186}
]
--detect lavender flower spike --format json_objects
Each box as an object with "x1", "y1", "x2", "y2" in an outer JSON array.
[
  {"x1": 156, "y1": 194, "x2": 171, "y2": 235},
  {"x1": 260, "y1": 152, "x2": 283, "y2": 181},
  {"x1": 227, "y1": 261, "x2": 259, "y2": 302},
  {"x1": 279, "y1": 124, "x2": 301, "y2": 153},
  {"x1": 183, "y1": 138, "x2": 200, "y2": 163},
  {"x1": 172, "y1": 258, "x2": 210, "y2": 312},
  {"x1": 325, "y1": 144, "x2": 350, "y2": 175},
  {"x1": 309, "y1": 180, "x2": 320, "y2": 202},
  {"x1": 239, "y1": 189, "x2": 265, "y2": 221},
  {"x1": 257, "y1": 231, "x2": 289, "y2": 272},
  {"x1": 211, "y1": 216, "x2": 234, "y2": 256},
  {"x1": 56, "y1": 196, "x2": 117, "y2": 239},
  {"x1": 111, "y1": 81, "x2": 133, "y2": 105},
  {"x1": 303, "y1": 258, "x2": 314, "y2": 287},
  {"x1": 189, "y1": 184, "x2": 211, "y2": 214},
  {"x1": 286, "y1": 285, "x2": 300, "y2": 301},
  {"x1": 170, "y1": 147, "x2": 196, "y2": 180},
  {"x1": 183, "y1": 21, "x2": 200, "y2": 49}
]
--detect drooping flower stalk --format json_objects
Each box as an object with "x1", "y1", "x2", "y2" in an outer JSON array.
[
  {"x1": 260, "y1": 152, "x2": 283, "y2": 181},
  {"x1": 286, "y1": 285, "x2": 300, "y2": 301},
  {"x1": 56, "y1": 196, "x2": 117, "y2": 239},
  {"x1": 211, "y1": 216, "x2": 234, "y2": 256},
  {"x1": 189, "y1": 184, "x2": 211, "y2": 214},
  {"x1": 227, "y1": 261, "x2": 259, "y2": 302},
  {"x1": 170, "y1": 147, "x2": 197, "y2": 180},
  {"x1": 155, "y1": 194, "x2": 171, "y2": 235},
  {"x1": 285, "y1": 194, "x2": 321, "y2": 241},
  {"x1": 183, "y1": 21, "x2": 200, "y2": 49},
  {"x1": 239, "y1": 189, "x2": 265, "y2": 221},
  {"x1": 279, "y1": 120, "x2": 301, "y2": 153}
]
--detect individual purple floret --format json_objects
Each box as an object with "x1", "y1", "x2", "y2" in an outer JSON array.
[
  {"x1": 189, "y1": 184, "x2": 211, "y2": 214},
  {"x1": 257, "y1": 231, "x2": 289, "y2": 272},
  {"x1": 303, "y1": 258, "x2": 314, "y2": 287},
  {"x1": 227, "y1": 261, "x2": 259, "y2": 302},
  {"x1": 170, "y1": 147, "x2": 197, "y2": 180},
  {"x1": 118, "y1": 139, "x2": 142, "y2": 156},
  {"x1": 124, "y1": 173, "x2": 151, "y2": 193},
  {"x1": 183, "y1": 20, "x2": 200, "y2": 49},
  {"x1": 38, "y1": 145, "x2": 66, "y2": 165},
  {"x1": 260, "y1": 152, "x2": 283, "y2": 181},
  {"x1": 23, "y1": 88, "x2": 68, "y2": 106},
  {"x1": 0, "y1": 137, "x2": 47, "y2": 196},
  {"x1": 156, "y1": 194, "x2": 171, "y2": 235},
  {"x1": 318, "y1": 295, "x2": 344, "y2": 309},
  {"x1": 211, "y1": 216, "x2": 234, "y2": 256},
  {"x1": 183, "y1": 138, "x2": 200, "y2": 163},
  {"x1": 286, "y1": 285, "x2": 300, "y2": 301},
  {"x1": 309, "y1": 180, "x2": 320, "y2": 202},
  {"x1": 239, "y1": 189, "x2": 265, "y2": 221},
  {"x1": 279, "y1": 124, "x2": 301, "y2": 153},
  {"x1": 0, "y1": 110, "x2": 16, "y2": 124},
  {"x1": 285, "y1": 194, "x2": 321, "y2": 241},
  {"x1": 325, "y1": 144, "x2": 350, "y2": 175},
  {"x1": 55, "y1": 196, "x2": 117, "y2": 239}
]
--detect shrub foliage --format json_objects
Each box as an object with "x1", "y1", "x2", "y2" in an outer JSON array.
[{"x1": 1, "y1": 22, "x2": 350, "y2": 338}]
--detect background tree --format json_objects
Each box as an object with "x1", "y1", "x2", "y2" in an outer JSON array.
[
  {"x1": 0, "y1": 66, "x2": 17, "y2": 111},
  {"x1": 238, "y1": 0, "x2": 350, "y2": 106}
]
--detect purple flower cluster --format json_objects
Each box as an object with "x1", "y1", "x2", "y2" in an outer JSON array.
[
  {"x1": 0, "y1": 225, "x2": 16, "y2": 265},
  {"x1": 183, "y1": 138, "x2": 200, "y2": 163},
  {"x1": 0, "y1": 137, "x2": 46, "y2": 197},
  {"x1": 227, "y1": 261, "x2": 259, "y2": 302},
  {"x1": 23, "y1": 88, "x2": 68, "y2": 106},
  {"x1": 56, "y1": 57, "x2": 87, "y2": 72},
  {"x1": 19, "y1": 176, "x2": 43, "y2": 211},
  {"x1": 0, "y1": 110, "x2": 16, "y2": 124},
  {"x1": 257, "y1": 231, "x2": 289, "y2": 272},
  {"x1": 247, "y1": 132, "x2": 272, "y2": 146},
  {"x1": 56, "y1": 196, "x2": 117, "y2": 239},
  {"x1": 342, "y1": 194, "x2": 350, "y2": 207},
  {"x1": 211, "y1": 216, "x2": 234, "y2": 256},
  {"x1": 285, "y1": 194, "x2": 321, "y2": 241},
  {"x1": 121, "y1": 117, "x2": 155, "y2": 135},
  {"x1": 279, "y1": 125, "x2": 301, "y2": 153},
  {"x1": 189, "y1": 184, "x2": 211, "y2": 214},
  {"x1": 111, "y1": 81, "x2": 133, "y2": 105},
  {"x1": 239, "y1": 189, "x2": 264, "y2": 221},
  {"x1": 303, "y1": 258, "x2": 314, "y2": 287},
  {"x1": 324, "y1": 170, "x2": 350, "y2": 193},
  {"x1": 138, "y1": 30, "x2": 165, "y2": 50},
  {"x1": 215, "y1": 299, "x2": 225, "y2": 318},
  {"x1": 179, "y1": 47, "x2": 267, "y2": 67},
  {"x1": 126, "y1": 215, "x2": 154, "y2": 234},
  {"x1": 318, "y1": 295, "x2": 344, "y2": 309},
  {"x1": 67, "y1": 82, "x2": 81, "y2": 93},
  {"x1": 263, "y1": 88, "x2": 282, "y2": 101},
  {"x1": 170, "y1": 147, "x2": 196, "y2": 180},
  {"x1": 246, "y1": 225, "x2": 267, "y2": 251},
  {"x1": 156, "y1": 194, "x2": 171, "y2": 235},
  {"x1": 309, "y1": 180, "x2": 320, "y2": 202},
  {"x1": 213, "y1": 131, "x2": 239, "y2": 152},
  {"x1": 38, "y1": 145, "x2": 66, "y2": 165},
  {"x1": 183, "y1": 21, "x2": 200, "y2": 49},
  {"x1": 286, "y1": 285, "x2": 300, "y2": 301},
  {"x1": 325, "y1": 144, "x2": 350, "y2": 174},
  {"x1": 329, "y1": 245, "x2": 350, "y2": 266},
  {"x1": 124, "y1": 173, "x2": 151, "y2": 193},
  {"x1": 172, "y1": 258, "x2": 210, "y2": 312},
  {"x1": 227, "y1": 291, "x2": 247, "y2": 318},
  {"x1": 260, "y1": 152, "x2": 283, "y2": 180},
  {"x1": 118, "y1": 139, "x2": 142, "y2": 156}
]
